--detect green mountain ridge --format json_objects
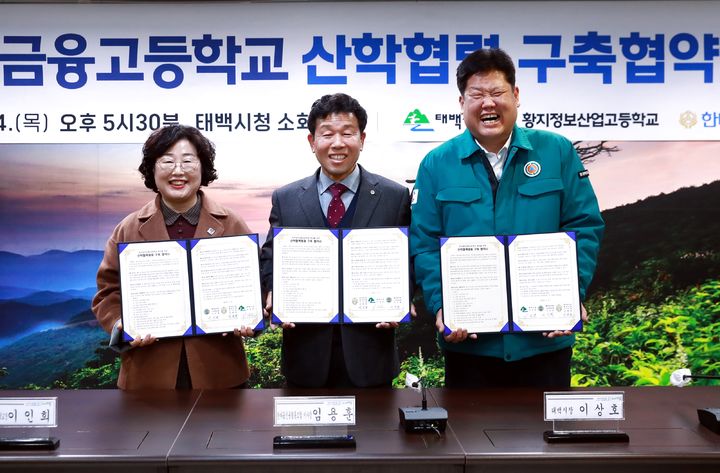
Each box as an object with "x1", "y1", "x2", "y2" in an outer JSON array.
[{"x1": 0, "y1": 324, "x2": 107, "y2": 388}]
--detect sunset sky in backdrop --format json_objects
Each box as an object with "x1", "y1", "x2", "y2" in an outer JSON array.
[{"x1": 1, "y1": 141, "x2": 719, "y2": 255}]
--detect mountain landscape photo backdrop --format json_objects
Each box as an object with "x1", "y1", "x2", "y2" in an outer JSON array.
[{"x1": 0, "y1": 141, "x2": 718, "y2": 388}]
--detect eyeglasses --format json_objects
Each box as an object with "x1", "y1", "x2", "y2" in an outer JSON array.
[{"x1": 156, "y1": 159, "x2": 200, "y2": 172}]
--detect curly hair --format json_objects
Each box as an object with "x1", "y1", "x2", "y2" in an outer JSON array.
[{"x1": 137, "y1": 125, "x2": 218, "y2": 192}]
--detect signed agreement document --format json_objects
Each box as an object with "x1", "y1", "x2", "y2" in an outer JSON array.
[
  {"x1": 440, "y1": 235, "x2": 509, "y2": 334},
  {"x1": 272, "y1": 228, "x2": 340, "y2": 324},
  {"x1": 118, "y1": 235, "x2": 263, "y2": 341},
  {"x1": 341, "y1": 227, "x2": 410, "y2": 323},
  {"x1": 272, "y1": 227, "x2": 410, "y2": 324},
  {"x1": 440, "y1": 232, "x2": 581, "y2": 334}
]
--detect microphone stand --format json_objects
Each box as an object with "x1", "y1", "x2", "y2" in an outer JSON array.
[{"x1": 415, "y1": 381, "x2": 428, "y2": 411}]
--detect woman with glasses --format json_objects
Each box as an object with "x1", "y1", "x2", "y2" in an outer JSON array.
[{"x1": 92, "y1": 125, "x2": 253, "y2": 390}]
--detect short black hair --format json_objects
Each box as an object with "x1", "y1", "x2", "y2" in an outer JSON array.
[
  {"x1": 308, "y1": 93, "x2": 368, "y2": 135},
  {"x1": 456, "y1": 48, "x2": 516, "y2": 95},
  {"x1": 138, "y1": 125, "x2": 218, "y2": 192}
]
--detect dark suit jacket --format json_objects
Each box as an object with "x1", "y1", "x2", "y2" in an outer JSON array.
[{"x1": 260, "y1": 165, "x2": 411, "y2": 387}]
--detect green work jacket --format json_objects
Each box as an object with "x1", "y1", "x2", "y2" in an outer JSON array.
[{"x1": 410, "y1": 126, "x2": 604, "y2": 361}]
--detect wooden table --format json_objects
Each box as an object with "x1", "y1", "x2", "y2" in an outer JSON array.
[
  {"x1": 167, "y1": 387, "x2": 465, "y2": 473},
  {"x1": 431, "y1": 386, "x2": 720, "y2": 473},
  {"x1": 0, "y1": 389, "x2": 200, "y2": 473},
  {"x1": 2, "y1": 386, "x2": 718, "y2": 472}
]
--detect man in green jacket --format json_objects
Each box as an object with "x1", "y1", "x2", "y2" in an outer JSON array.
[{"x1": 410, "y1": 48, "x2": 604, "y2": 388}]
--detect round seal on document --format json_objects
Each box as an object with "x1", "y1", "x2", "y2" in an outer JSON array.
[{"x1": 524, "y1": 161, "x2": 541, "y2": 177}]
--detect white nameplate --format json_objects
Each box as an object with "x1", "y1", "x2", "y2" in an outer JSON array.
[
  {"x1": 544, "y1": 392, "x2": 624, "y2": 421},
  {"x1": 273, "y1": 396, "x2": 356, "y2": 427},
  {"x1": 0, "y1": 397, "x2": 57, "y2": 427}
]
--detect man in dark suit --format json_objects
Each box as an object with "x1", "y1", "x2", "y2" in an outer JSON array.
[{"x1": 260, "y1": 93, "x2": 411, "y2": 388}]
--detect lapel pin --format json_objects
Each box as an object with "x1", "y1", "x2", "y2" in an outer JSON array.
[
  {"x1": 207, "y1": 227, "x2": 216, "y2": 235},
  {"x1": 370, "y1": 189, "x2": 376, "y2": 195}
]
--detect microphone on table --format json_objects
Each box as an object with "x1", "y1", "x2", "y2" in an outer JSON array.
[
  {"x1": 398, "y1": 373, "x2": 447, "y2": 433},
  {"x1": 670, "y1": 369, "x2": 720, "y2": 434}
]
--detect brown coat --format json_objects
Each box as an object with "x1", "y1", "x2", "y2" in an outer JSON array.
[{"x1": 92, "y1": 191, "x2": 252, "y2": 389}]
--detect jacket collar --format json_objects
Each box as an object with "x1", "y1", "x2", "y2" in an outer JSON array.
[
  {"x1": 136, "y1": 190, "x2": 227, "y2": 240},
  {"x1": 297, "y1": 171, "x2": 327, "y2": 227},
  {"x1": 352, "y1": 165, "x2": 381, "y2": 228},
  {"x1": 458, "y1": 125, "x2": 533, "y2": 162},
  {"x1": 136, "y1": 190, "x2": 225, "y2": 221},
  {"x1": 296, "y1": 165, "x2": 381, "y2": 228}
]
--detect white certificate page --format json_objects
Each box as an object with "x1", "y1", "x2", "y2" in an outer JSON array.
[
  {"x1": 342, "y1": 227, "x2": 410, "y2": 323},
  {"x1": 272, "y1": 228, "x2": 339, "y2": 323},
  {"x1": 191, "y1": 235, "x2": 263, "y2": 334},
  {"x1": 119, "y1": 240, "x2": 192, "y2": 339},
  {"x1": 440, "y1": 236, "x2": 509, "y2": 333},
  {"x1": 507, "y1": 232, "x2": 581, "y2": 332}
]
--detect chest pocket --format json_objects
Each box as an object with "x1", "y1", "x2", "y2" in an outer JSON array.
[
  {"x1": 436, "y1": 187, "x2": 488, "y2": 234},
  {"x1": 516, "y1": 178, "x2": 564, "y2": 230},
  {"x1": 436, "y1": 187, "x2": 484, "y2": 204},
  {"x1": 517, "y1": 178, "x2": 564, "y2": 197}
]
